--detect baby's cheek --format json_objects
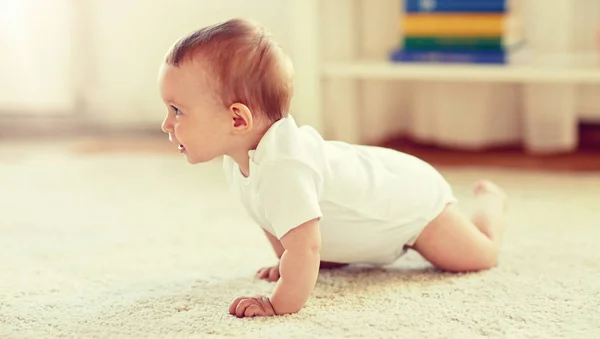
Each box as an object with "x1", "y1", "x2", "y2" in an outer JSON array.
[{"x1": 173, "y1": 124, "x2": 185, "y2": 136}]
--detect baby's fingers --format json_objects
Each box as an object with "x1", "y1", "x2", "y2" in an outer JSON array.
[
  {"x1": 244, "y1": 304, "x2": 262, "y2": 317},
  {"x1": 267, "y1": 267, "x2": 280, "y2": 282},
  {"x1": 235, "y1": 299, "x2": 256, "y2": 318},
  {"x1": 256, "y1": 268, "x2": 269, "y2": 279},
  {"x1": 229, "y1": 297, "x2": 245, "y2": 315}
]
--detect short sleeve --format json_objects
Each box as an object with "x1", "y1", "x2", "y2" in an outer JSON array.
[{"x1": 255, "y1": 160, "x2": 323, "y2": 239}]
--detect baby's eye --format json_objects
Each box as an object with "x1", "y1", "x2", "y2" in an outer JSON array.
[{"x1": 171, "y1": 105, "x2": 182, "y2": 115}]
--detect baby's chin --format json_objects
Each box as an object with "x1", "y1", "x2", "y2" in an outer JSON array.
[{"x1": 183, "y1": 151, "x2": 218, "y2": 165}]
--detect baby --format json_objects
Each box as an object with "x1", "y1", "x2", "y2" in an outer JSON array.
[{"x1": 158, "y1": 18, "x2": 507, "y2": 318}]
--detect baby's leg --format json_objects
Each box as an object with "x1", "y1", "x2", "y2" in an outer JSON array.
[{"x1": 411, "y1": 180, "x2": 507, "y2": 272}]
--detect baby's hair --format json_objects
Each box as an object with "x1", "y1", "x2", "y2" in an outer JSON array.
[{"x1": 165, "y1": 18, "x2": 294, "y2": 122}]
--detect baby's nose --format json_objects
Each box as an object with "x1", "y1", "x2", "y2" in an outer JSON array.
[{"x1": 161, "y1": 115, "x2": 174, "y2": 134}]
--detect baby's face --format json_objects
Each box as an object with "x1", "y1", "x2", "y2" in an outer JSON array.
[{"x1": 158, "y1": 62, "x2": 233, "y2": 164}]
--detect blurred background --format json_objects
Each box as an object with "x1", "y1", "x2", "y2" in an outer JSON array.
[
  {"x1": 1, "y1": 0, "x2": 599, "y2": 169},
  {"x1": 0, "y1": 0, "x2": 293, "y2": 138},
  {"x1": 1, "y1": 0, "x2": 600, "y2": 165}
]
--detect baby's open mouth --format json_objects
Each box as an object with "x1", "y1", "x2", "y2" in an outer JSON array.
[{"x1": 178, "y1": 144, "x2": 186, "y2": 153}]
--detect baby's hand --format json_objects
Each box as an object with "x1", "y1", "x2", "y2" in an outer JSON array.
[
  {"x1": 229, "y1": 296, "x2": 276, "y2": 318},
  {"x1": 256, "y1": 264, "x2": 280, "y2": 282}
]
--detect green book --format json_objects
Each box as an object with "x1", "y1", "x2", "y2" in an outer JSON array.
[{"x1": 403, "y1": 37, "x2": 503, "y2": 52}]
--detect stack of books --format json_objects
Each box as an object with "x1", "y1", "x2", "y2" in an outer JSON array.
[{"x1": 390, "y1": 0, "x2": 520, "y2": 64}]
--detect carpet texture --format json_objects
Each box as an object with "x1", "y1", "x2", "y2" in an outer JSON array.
[{"x1": 1, "y1": 148, "x2": 600, "y2": 338}]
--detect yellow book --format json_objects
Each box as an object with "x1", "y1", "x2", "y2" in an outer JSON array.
[{"x1": 402, "y1": 14, "x2": 504, "y2": 37}]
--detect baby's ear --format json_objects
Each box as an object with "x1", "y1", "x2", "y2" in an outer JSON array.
[{"x1": 229, "y1": 103, "x2": 253, "y2": 134}]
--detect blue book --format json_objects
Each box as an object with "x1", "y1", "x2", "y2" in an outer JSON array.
[
  {"x1": 405, "y1": 0, "x2": 506, "y2": 13},
  {"x1": 390, "y1": 48, "x2": 506, "y2": 64}
]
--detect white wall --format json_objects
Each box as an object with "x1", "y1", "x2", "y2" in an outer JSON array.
[
  {"x1": 85, "y1": 0, "x2": 600, "y2": 135},
  {"x1": 2, "y1": 0, "x2": 599, "y2": 138},
  {"x1": 0, "y1": 0, "x2": 75, "y2": 114},
  {"x1": 82, "y1": 0, "x2": 293, "y2": 128}
]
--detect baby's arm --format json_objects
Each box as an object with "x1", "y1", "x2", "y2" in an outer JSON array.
[
  {"x1": 263, "y1": 229, "x2": 284, "y2": 258},
  {"x1": 258, "y1": 228, "x2": 347, "y2": 281},
  {"x1": 256, "y1": 230, "x2": 284, "y2": 281},
  {"x1": 230, "y1": 161, "x2": 323, "y2": 317},
  {"x1": 269, "y1": 218, "x2": 321, "y2": 315}
]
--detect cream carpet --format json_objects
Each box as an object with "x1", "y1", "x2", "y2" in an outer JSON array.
[{"x1": 1, "y1": 145, "x2": 600, "y2": 338}]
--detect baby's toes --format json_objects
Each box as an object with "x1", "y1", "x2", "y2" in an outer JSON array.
[
  {"x1": 473, "y1": 180, "x2": 508, "y2": 212},
  {"x1": 473, "y1": 180, "x2": 507, "y2": 199},
  {"x1": 473, "y1": 180, "x2": 492, "y2": 195}
]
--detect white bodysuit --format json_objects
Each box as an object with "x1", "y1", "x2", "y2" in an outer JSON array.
[{"x1": 223, "y1": 115, "x2": 456, "y2": 265}]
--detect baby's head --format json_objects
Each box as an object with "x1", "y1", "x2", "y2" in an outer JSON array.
[{"x1": 158, "y1": 18, "x2": 294, "y2": 164}]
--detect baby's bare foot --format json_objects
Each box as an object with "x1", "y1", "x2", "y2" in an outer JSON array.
[
  {"x1": 471, "y1": 180, "x2": 507, "y2": 245},
  {"x1": 473, "y1": 180, "x2": 507, "y2": 212}
]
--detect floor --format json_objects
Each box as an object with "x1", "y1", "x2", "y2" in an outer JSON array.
[
  {"x1": 1, "y1": 140, "x2": 599, "y2": 338},
  {"x1": 379, "y1": 123, "x2": 600, "y2": 172},
  {"x1": 381, "y1": 137, "x2": 600, "y2": 172}
]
